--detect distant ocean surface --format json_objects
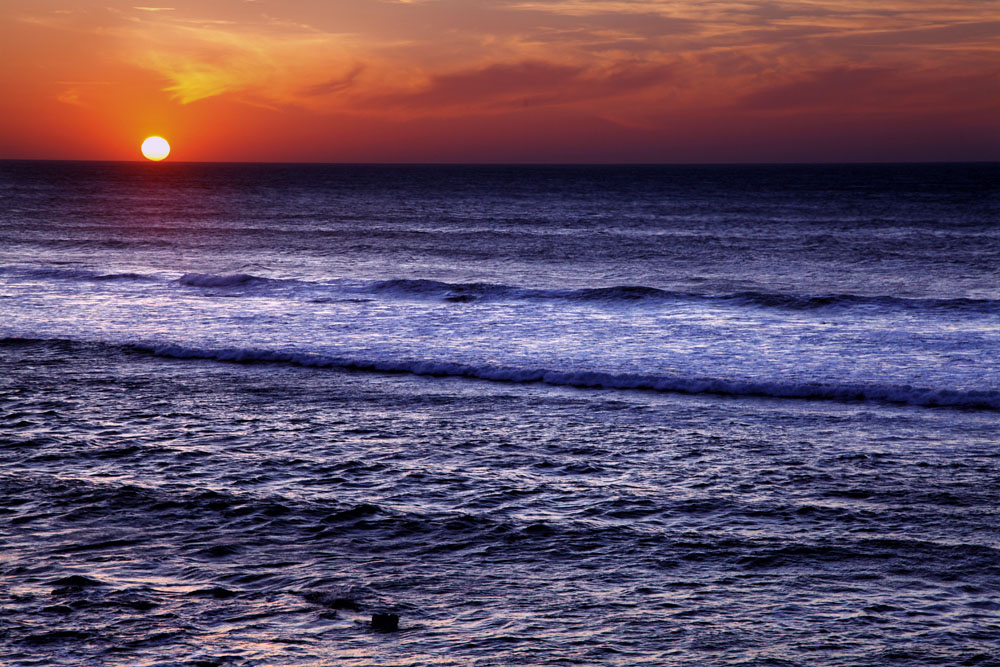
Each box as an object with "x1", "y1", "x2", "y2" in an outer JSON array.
[{"x1": 1, "y1": 160, "x2": 998, "y2": 666}]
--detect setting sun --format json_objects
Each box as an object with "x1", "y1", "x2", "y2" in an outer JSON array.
[{"x1": 141, "y1": 136, "x2": 170, "y2": 161}]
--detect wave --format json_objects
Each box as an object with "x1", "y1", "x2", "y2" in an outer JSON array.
[
  {"x1": 724, "y1": 291, "x2": 999, "y2": 313},
  {"x1": 0, "y1": 265, "x2": 280, "y2": 289},
  {"x1": 177, "y1": 272, "x2": 265, "y2": 288},
  {"x1": 0, "y1": 265, "x2": 157, "y2": 283},
  {"x1": 92, "y1": 272, "x2": 149, "y2": 281},
  {"x1": 371, "y1": 278, "x2": 524, "y2": 302},
  {"x1": 4, "y1": 335, "x2": 995, "y2": 410},
  {"x1": 68, "y1": 340, "x2": 991, "y2": 411},
  {"x1": 4, "y1": 264, "x2": 997, "y2": 314},
  {"x1": 372, "y1": 280, "x2": 674, "y2": 304},
  {"x1": 174, "y1": 271, "x2": 331, "y2": 291},
  {"x1": 369, "y1": 278, "x2": 1000, "y2": 313}
]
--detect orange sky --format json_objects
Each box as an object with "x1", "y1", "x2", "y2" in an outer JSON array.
[{"x1": 1, "y1": 0, "x2": 998, "y2": 162}]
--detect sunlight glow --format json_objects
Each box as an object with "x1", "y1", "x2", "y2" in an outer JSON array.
[{"x1": 141, "y1": 136, "x2": 171, "y2": 161}]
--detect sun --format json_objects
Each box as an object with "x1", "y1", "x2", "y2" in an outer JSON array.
[{"x1": 141, "y1": 136, "x2": 170, "y2": 161}]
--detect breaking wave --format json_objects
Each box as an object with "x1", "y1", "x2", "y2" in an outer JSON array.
[
  {"x1": 75, "y1": 339, "x2": 994, "y2": 410},
  {"x1": 4, "y1": 336, "x2": 994, "y2": 409}
]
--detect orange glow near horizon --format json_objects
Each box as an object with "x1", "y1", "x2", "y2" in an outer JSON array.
[{"x1": 0, "y1": 1, "x2": 997, "y2": 163}]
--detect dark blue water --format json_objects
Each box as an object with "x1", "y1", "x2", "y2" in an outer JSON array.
[{"x1": 1, "y1": 161, "x2": 998, "y2": 666}]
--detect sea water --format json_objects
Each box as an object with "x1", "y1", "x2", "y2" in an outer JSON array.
[{"x1": 1, "y1": 161, "x2": 998, "y2": 665}]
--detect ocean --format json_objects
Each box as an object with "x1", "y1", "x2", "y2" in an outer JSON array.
[{"x1": 1, "y1": 160, "x2": 998, "y2": 666}]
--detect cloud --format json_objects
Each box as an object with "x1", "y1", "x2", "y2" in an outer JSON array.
[
  {"x1": 382, "y1": 61, "x2": 585, "y2": 108},
  {"x1": 12, "y1": 0, "x2": 997, "y2": 130},
  {"x1": 738, "y1": 66, "x2": 1000, "y2": 115},
  {"x1": 299, "y1": 64, "x2": 365, "y2": 97},
  {"x1": 52, "y1": 80, "x2": 110, "y2": 107},
  {"x1": 508, "y1": 1, "x2": 700, "y2": 17},
  {"x1": 739, "y1": 66, "x2": 896, "y2": 110},
  {"x1": 818, "y1": 20, "x2": 1000, "y2": 51},
  {"x1": 56, "y1": 88, "x2": 84, "y2": 106},
  {"x1": 118, "y1": 11, "x2": 363, "y2": 105},
  {"x1": 368, "y1": 59, "x2": 676, "y2": 112}
]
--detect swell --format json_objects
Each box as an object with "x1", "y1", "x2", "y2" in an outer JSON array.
[
  {"x1": 0, "y1": 265, "x2": 157, "y2": 283},
  {"x1": 3, "y1": 265, "x2": 996, "y2": 314},
  {"x1": 4, "y1": 337, "x2": 994, "y2": 410},
  {"x1": 372, "y1": 278, "x2": 1000, "y2": 313},
  {"x1": 6, "y1": 471, "x2": 1000, "y2": 577},
  {"x1": 0, "y1": 266, "x2": 287, "y2": 289},
  {"x1": 177, "y1": 272, "x2": 268, "y2": 288}
]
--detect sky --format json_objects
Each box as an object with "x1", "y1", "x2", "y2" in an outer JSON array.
[{"x1": 1, "y1": 0, "x2": 998, "y2": 163}]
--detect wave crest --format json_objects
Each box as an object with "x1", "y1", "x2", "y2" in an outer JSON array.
[
  {"x1": 178, "y1": 273, "x2": 262, "y2": 288},
  {"x1": 4, "y1": 337, "x2": 994, "y2": 410},
  {"x1": 5, "y1": 264, "x2": 996, "y2": 314},
  {"x1": 120, "y1": 341, "x2": 999, "y2": 411},
  {"x1": 367, "y1": 278, "x2": 999, "y2": 313}
]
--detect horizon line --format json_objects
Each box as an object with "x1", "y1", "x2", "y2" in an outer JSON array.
[{"x1": 2, "y1": 158, "x2": 998, "y2": 168}]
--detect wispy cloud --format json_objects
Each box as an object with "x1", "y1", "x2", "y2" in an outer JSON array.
[
  {"x1": 52, "y1": 80, "x2": 110, "y2": 107},
  {"x1": 739, "y1": 66, "x2": 1000, "y2": 115},
  {"x1": 11, "y1": 0, "x2": 999, "y2": 121},
  {"x1": 369, "y1": 59, "x2": 677, "y2": 114},
  {"x1": 56, "y1": 88, "x2": 84, "y2": 106},
  {"x1": 115, "y1": 10, "x2": 365, "y2": 105},
  {"x1": 299, "y1": 64, "x2": 365, "y2": 97}
]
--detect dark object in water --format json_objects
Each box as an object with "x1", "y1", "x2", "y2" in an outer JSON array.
[{"x1": 371, "y1": 613, "x2": 399, "y2": 632}]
